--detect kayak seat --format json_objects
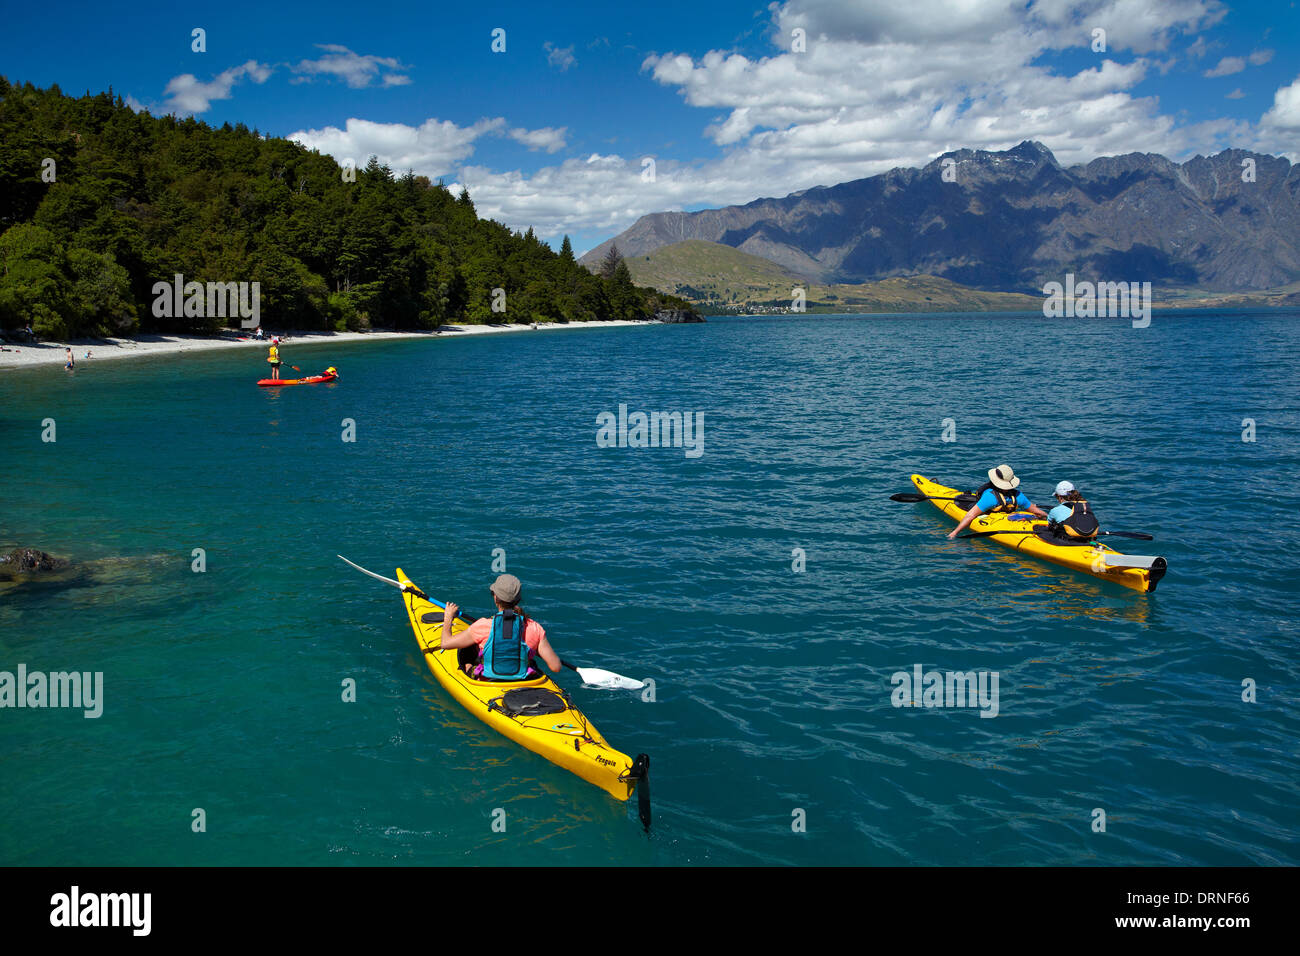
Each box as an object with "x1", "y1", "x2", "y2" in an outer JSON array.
[
  {"x1": 454, "y1": 643, "x2": 538, "y2": 682},
  {"x1": 472, "y1": 670, "x2": 541, "y2": 683},
  {"x1": 489, "y1": 687, "x2": 568, "y2": 718},
  {"x1": 1033, "y1": 529, "x2": 1096, "y2": 548}
]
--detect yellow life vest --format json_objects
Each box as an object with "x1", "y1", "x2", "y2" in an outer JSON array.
[{"x1": 267, "y1": 346, "x2": 279, "y2": 362}]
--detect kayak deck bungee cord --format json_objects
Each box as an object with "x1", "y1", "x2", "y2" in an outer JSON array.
[
  {"x1": 395, "y1": 569, "x2": 650, "y2": 821},
  {"x1": 910, "y1": 474, "x2": 1167, "y2": 593}
]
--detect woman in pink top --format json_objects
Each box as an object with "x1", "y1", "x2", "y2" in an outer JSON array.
[{"x1": 439, "y1": 574, "x2": 562, "y2": 680}]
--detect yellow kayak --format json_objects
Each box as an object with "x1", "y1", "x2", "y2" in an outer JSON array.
[
  {"x1": 395, "y1": 568, "x2": 647, "y2": 802},
  {"x1": 910, "y1": 475, "x2": 1167, "y2": 593}
]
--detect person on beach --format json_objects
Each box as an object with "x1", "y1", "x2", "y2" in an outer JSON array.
[
  {"x1": 1044, "y1": 481, "x2": 1100, "y2": 540},
  {"x1": 64, "y1": 347, "x2": 75, "y2": 370},
  {"x1": 438, "y1": 574, "x2": 562, "y2": 681},
  {"x1": 267, "y1": 339, "x2": 281, "y2": 380},
  {"x1": 947, "y1": 464, "x2": 1049, "y2": 539}
]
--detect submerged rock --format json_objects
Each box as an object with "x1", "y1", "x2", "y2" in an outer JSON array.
[
  {"x1": 0, "y1": 548, "x2": 170, "y2": 595},
  {"x1": 0, "y1": 548, "x2": 68, "y2": 574},
  {"x1": 655, "y1": 309, "x2": 704, "y2": 323}
]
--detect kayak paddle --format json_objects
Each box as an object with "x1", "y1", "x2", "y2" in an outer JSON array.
[
  {"x1": 890, "y1": 492, "x2": 973, "y2": 503},
  {"x1": 629, "y1": 753, "x2": 652, "y2": 831},
  {"x1": 560, "y1": 661, "x2": 644, "y2": 691},
  {"x1": 337, "y1": 554, "x2": 430, "y2": 599},
  {"x1": 337, "y1": 555, "x2": 644, "y2": 690},
  {"x1": 958, "y1": 528, "x2": 1154, "y2": 541}
]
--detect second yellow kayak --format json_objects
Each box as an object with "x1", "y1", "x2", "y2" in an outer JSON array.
[{"x1": 910, "y1": 475, "x2": 1167, "y2": 593}]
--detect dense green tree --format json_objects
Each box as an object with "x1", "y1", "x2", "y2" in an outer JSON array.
[
  {"x1": 610, "y1": 260, "x2": 647, "y2": 319},
  {"x1": 0, "y1": 222, "x2": 137, "y2": 336},
  {"x1": 0, "y1": 79, "x2": 697, "y2": 337},
  {"x1": 0, "y1": 224, "x2": 73, "y2": 337},
  {"x1": 65, "y1": 247, "x2": 137, "y2": 333}
]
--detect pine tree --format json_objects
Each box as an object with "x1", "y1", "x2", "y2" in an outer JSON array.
[
  {"x1": 559, "y1": 235, "x2": 574, "y2": 263},
  {"x1": 600, "y1": 242, "x2": 622, "y2": 279}
]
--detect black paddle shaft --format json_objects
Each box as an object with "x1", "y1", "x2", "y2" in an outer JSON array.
[{"x1": 890, "y1": 492, "x2": 977, "y2": 504}]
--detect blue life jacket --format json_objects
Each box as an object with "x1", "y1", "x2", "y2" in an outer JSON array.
[
  {"x1": 973, "y1": 481, "x2": 1022, "y2": 513},
  {"x1": 480, "y1": 610, "x2": 532, "y2": 680}
]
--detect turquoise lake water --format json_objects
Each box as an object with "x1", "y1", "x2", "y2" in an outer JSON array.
[{"x1": 2, "y1": 311, "x2": 1297, "y2": 866}]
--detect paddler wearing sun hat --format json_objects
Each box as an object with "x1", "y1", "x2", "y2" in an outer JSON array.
[{"x1": 947, "y1": 464, "x2": 1050, "y2": 540}]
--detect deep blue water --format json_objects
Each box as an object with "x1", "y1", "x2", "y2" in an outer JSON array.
[{"x1": 2, "y1": 310, "x2": 1297, "y2": 865}]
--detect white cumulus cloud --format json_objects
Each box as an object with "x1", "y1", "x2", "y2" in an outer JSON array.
[
  {"x1": 291, "y1": 44, "x2": 410, "y2": 88},
  {"x1": 1261, "y1": 76, "x2": 1300, "y2": 133},
  {"x1": 508, "y1": 126, "x2": 568, "y2": 153},
  {"x1": 288, "y1": 116, "x2": 573, "y2": 173},
  {"x1": 544, "y1": 42, "x2": 576, "y2": 72},
  {"x1": 162, "y1": 61, "x2": 272, "y2": 114},
  {"x1": 288, "y1": 117, "x2": 505, "y2": 172},
  {"x1": 1204, "y1": 56, "x2": 1245, "y2": 77}
]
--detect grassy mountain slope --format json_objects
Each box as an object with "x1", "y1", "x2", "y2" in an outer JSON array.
[{"x1": 623, "y1": 240, "x2": 1041, "y2": 313}]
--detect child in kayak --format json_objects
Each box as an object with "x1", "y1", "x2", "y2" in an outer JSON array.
[
  {"x1": 439, "y1": 574, "x2": 562, "y2": 680},
  {"x1": 1045, "y1": 481, "x2": 1100, "y2": 540},
  {"x1": 267, "y1": 339, "x2": 281, "y2": 380},
  {"x1": 947, "y1": 464, "x2": 1049, "y2": 539}
]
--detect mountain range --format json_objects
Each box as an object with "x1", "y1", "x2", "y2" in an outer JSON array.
[{"x1": 582, "y1": 142, "x2": 1300, "y2": 295}]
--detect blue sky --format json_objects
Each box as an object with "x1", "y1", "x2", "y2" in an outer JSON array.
[{"x1": 2, "y1": 0, "x2": 1297, "y2": 255}]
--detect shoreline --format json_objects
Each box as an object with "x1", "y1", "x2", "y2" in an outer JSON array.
[{"x1": 0, "y1": 320, "x2": 656, "y2": 370}]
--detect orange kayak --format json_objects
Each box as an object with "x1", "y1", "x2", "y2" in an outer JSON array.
[{"x1": 257, "y1": 372, "x2": 338, "y2": 387}]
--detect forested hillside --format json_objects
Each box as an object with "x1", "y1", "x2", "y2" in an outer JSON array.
[{"x1": 0, "y1": 78, "x2": 693, "y2": 338}]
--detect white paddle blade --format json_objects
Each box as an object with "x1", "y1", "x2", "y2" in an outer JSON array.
[
  {"x1": 576, "y1": 667, "x2": 644, "y2": 690},
  {"x1": 1100, "y1": 554, "x2": 1164, "y2": 570},
  {"x1": 337, "y1": 554, "x2": 403, "y2": 589}
]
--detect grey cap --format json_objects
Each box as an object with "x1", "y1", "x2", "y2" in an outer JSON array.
[{"x1": 490, "y1": 573, "x2": 522, "y2": 604}]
